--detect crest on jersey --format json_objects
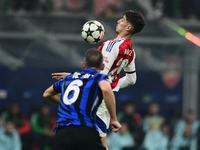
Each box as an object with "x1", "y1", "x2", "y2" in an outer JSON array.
[{"x1": 161, "y1": 56, "x2": 182, "y2": 89}]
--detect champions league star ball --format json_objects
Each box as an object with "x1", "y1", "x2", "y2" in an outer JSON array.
[{"x1": 81, "y1": 20, "x2": 105, "y2": 44}]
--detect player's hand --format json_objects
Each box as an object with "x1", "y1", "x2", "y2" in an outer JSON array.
[
  {"x1": 110, "y1": 120, "x2": 121, "y2": 133},
  {"x1": 51, "y1": 72, "x2": 70, "y2": 80}
]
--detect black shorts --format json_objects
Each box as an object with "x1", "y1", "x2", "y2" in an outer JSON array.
[{"x1": 54, "y1": 125, "x2": 106, "y2": 150}]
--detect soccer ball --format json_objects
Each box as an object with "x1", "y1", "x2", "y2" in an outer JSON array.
[{"x1": 81, "y1": 20, "x2": 105, "y2": 44}]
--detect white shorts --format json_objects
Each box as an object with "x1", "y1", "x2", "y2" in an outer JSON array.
[{"x1": 96, "y1": 100, "x2": 110, "y2": 137}]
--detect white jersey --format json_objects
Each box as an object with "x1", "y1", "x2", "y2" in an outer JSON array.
[
  {"x1": 97, "y1": 38, "x2": 137, "y2": 137},
  {"x1": 98, "y1": 38, "x2": 136, "y2": 90}
]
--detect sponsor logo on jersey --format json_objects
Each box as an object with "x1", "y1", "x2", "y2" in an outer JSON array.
[{"x1": 103, "y1": 57, "x2": 109, "y2": 63}]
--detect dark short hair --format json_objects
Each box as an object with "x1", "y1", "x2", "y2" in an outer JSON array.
[
  {"x1": 124, "y1": 10, "x2": 146, "y2": 35},
  {"x1": 84, "y1": 48, "x2": 103, "y2": 69}
]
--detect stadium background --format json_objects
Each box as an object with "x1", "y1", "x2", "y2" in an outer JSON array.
[{"x1": 0, "y1": 0, "x2": 200, "y2": 149}]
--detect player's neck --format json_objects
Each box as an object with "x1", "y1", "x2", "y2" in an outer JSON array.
[
  {"x1": 88, "y1": 67, "x2": 101, "y2": 72},
  {"x1": 116, "y1": 34, "x2": 132, "y2": 39}
]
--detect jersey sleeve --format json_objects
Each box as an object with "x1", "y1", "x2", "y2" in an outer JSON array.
[
  {"x1": 99, "y1": 74, "x2": 112, "y2": 85},
  {"x1": 113, "y1": 50, "x2": 136, "y2": 91},
  {"x1": 53, "y1": 79, "x2": 62, "y2": 93},
  {"x1": 104, "y1": 75, "x2": 112, "y2": 85},
  {"x1": 124, "y1": 49, "x2": 136, "y2": 73}
]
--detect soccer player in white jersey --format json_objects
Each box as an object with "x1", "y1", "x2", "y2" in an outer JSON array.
[
  {"x1": 96, "y1": 10, "x2": 146, "y2": 149},
  {"x1": 52, "y1": 10, "x2": 146, "y2": 150}
]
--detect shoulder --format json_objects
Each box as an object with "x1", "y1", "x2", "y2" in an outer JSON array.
[
  {"x1": 120, "y1": 38, "x2": 132, "y2": 45},
  {"x1": 101, "y1": 39, "x2": 126, "y2": 55},
  {"x1": 100, "y1": 38, "x2": 116, "y2": 46},
  {"x1": 98, "y1": 73, "x2": 112, "y2": 84},
  {"x1": 118, "y1": 39, "x2": 133, "y2": 50},
  {"x1": 98, "y1": 74, "x2": 112, "y2": 90},
  {"x1": 105, "y1": 38, "x2": 125, "y2": 48},
  {"x1": 118, "y1": 39, "x2": 134, "y2": 57}
]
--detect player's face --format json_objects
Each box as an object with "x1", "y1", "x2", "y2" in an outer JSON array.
[{"x1": 116, "y1": 15, "x2": 129, "y2": 34}]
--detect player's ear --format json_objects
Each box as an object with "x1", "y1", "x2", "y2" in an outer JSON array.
[
  {"x1": 81, "y1": 61, "x2": 86, "y2": 70},
  {"x1": 101, "y1": 64, "x2": 105, "y2": 71},
  {"x1": 126, "y1": 24, "x2": 132, "y2": 32}
]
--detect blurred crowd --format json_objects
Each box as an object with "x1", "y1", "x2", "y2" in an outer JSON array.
[
  {"x1": 0, "y1": 103, "x2": 56, "y2": 150},
  {"x1": 0, "y1": 0, "x2": 200, "y2": 20},
  {"x1": 0, "y1": 101, "x2": 200, "y2": 150},
  {"x1": 108, "y1": 101, "x2": 200, "y2": 150}
]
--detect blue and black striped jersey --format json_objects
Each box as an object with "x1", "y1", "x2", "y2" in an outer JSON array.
[{"x1": 53, "y1": 68, "x2": 112, "y2": 132}]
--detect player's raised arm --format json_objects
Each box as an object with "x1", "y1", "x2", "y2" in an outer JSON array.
[
  {"x1": 99, "y1": 80, "x2": 121, "y2": 132},
  {"x1": 51, "y1": 72, "x2": 70, "y2": 80},
  {"x1": 43, "y1": 85, "x2": 61, "y2": 105}
]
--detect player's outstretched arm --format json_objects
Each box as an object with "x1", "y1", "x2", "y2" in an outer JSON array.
[
  {"x1": 51, "y1": 72, "x2": 70, "y2": 80},
  {"x1": 43, "y1": 85, "x2": 61, "y2": 105},
  {"x1": 99, "y1": 80, "x2": 121, "y2": 132},
  {"x1": 118, "y1": 72, "x2": 136, "y2": 88}
]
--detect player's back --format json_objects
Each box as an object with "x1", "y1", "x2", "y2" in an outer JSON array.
[
  {"x1": 53, "y1": 68, "x2": 110, "y2": 132},
  {"x1": 98, "y1": 38, "x2": 135, "y2": 89}
]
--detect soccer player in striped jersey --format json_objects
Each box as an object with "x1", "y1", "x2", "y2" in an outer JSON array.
[
  {"x1": 43, "y1": 48, "x2": 121, "y2": 150},
  {"x1": 51, "y1": 10, "x2": 146, "y2": 149}
]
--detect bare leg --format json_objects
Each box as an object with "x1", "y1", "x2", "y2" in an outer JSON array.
[{"x1": 101, "y1": 136, "x2": 108, "y2": 150}]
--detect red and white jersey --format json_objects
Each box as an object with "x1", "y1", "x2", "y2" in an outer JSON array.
[{"x1": 98, "y1": 38, "x2": 136, "y2": 89}]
